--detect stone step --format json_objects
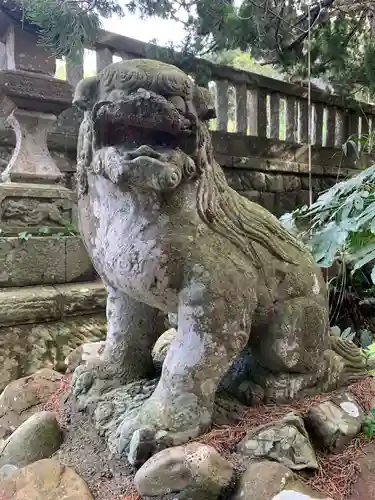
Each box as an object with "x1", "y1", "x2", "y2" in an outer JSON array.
[
  {"x1": 0, "y1": 313, "x2": 107, "y2": 392},
  {"x1": 0, "y1": 281, "x2": 106, "y2": 327}
]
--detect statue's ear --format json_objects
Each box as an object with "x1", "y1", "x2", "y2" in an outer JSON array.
[
  {"x1": 193, "y1": 85, "x2": 216, "y2": 121},
  {"x1": 72, "y1": 76, "x2": 98, "y2": 111}
]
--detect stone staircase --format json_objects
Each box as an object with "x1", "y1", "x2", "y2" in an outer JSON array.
[{"x1": 0, "y1": 281, "x2": 107, "y2": 392}]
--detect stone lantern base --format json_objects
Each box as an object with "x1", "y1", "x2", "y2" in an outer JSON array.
[{"x1": 0, "y1": 70, "x2": 94, "y2": 287}]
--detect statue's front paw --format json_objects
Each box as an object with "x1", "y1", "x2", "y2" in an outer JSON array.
[{"x1": 70, "y1": 364, "x2": 96, "y2": 397}]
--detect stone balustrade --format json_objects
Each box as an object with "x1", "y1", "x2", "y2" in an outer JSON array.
[{"x1": 59, "y1": 30, "x2": 375, "y2": 149}]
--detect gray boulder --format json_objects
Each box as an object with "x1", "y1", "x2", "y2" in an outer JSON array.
[
  {"x1": 134, "y1": 442, "x2": 233, "y2": 496},
  {"x1": 237, "y1": 413, "x2": 318, "y2": 470},
  {"x1": 0, "y1": 411, "x2": 63, "y2": 467}
]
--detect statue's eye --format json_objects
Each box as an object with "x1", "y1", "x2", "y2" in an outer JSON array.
[{"x1": 167, "y1": 95, "x2": 186, "y2": 114}]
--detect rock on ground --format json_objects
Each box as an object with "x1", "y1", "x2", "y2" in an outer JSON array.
[
  {"x1": 232, "y1": 462, "x2": 333, "y2": 500},
  {"x1": 0, "y1": 411, "x2": 62, "y2": 468},
  {"x1": 0, "y1": 458, "x2": 94, "y2": 499},
  {"x1": 304, "y1": 393, "x2": 363, "y2": 452},
  {"x1": 134, "y1": 442, "x2": 233, "y2": 496},
  {"x1": 0, "y1": 369, "x2": 62, "y2": 439},
  {"x1": 151, "y1": 328, "x2": 177, "y2": 371},
  {"x1": 231, "y1": 461, "x2": 294, "y2": 500},
  {"x1": 237, "y1": 413, "x2": 318, "y2": 470}
]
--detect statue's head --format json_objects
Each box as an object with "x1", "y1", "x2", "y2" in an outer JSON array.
[
  {"x1": 77, "y1": 60, "x2": 217, "y2": 171},
  {"x1": 75, "y1": 58, "x2": 307, "y2": 267}
]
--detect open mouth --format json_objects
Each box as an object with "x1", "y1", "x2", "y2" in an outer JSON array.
[{"x1": 92, "y1": 89, "x2": 195, "y2": 151}]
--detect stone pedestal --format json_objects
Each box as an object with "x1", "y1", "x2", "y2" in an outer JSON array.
[
  {"x1": 2, "y1": 109, "x2": 61, "y2": 183},
  {"x1": 0, "y1": 69, "x2": 94, "y2": 286}
]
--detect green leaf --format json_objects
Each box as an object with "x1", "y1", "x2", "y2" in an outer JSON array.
[
  {"x1": 18, "y1": 231, "x2": 32, "y2": 241},
  {"x1": 38, "y1": 226, "x2": 51, "y2": 235}
]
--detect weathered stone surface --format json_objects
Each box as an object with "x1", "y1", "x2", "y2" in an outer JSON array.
[
  {"x1": 0, "y1": 70, "x2": 72, "y2": 117},
  {"x1": 65, "y1": 236, "x2": 95, "y2": 282},
  {"x1": 134, "y1": 443, "x2": 233, "y2": 496},
  {"x1": 70, "y1": 57, "x2": 368, "y2": 458},
  {"x1": 0, "y1": 281, "x2": 106, "y2": 327},
  {"x1": 349, "y1": 442, "x2": 375, "y2": 500},
  {"x1": 0, "y1": 313, "x2": 106, "y2": 392},
  {"x1": 304, "y1": 393, "x2": 363, "y2": 452},
  {"x1": 127, "y1": 427, "x2": 156, "y2": 467},
  {"x1": 242, "y1": 190, "x2": 261, "y2": 203},
  {"x1": 171, "y1": 485, "x2": 219, "y2": 500},
  {"x1": 64, "y1": 341, "x2": 106, "y2": 373},
  {"x1": 0, "y1": 464, "x2": 18, "y2": 480},
  {"x1": 56, "y1": 281, "x2": 106, "y2": 316},
  {"x1": 237, "y1": 413, "x2": 318, "y2": 470},
  {"x1": 0, "y1": 182, "x2": 74, "y2": 235},
  {"x1": 283, "y1": 175, "x2": 301, "y2": 192},
  {"x1": 0, "y1": 458, "x2": 94, "y2": 499},
  {"x1": 0, "y1": 8, "x2": 56, "y2": 76},
  {"x1": 1, "y1": 109, "x2": 62, "y2": 183},
  {"x1": 0, "y1": 411, "x2": 62, "y2": 467},
  {"x1": 0, "y1": 236, "x2": 94, "y2": 287},
  {"x1": 266, "y1": 173, "x2": 284, "y2": 192},
  {"x1": 152, "y1": 328, "x2": 177, "y2": 371},
  {"x1": 0, "y1": 369, "x2": 62, "y2": 440},
  {"x1": 249, "y1": 171, "x2": 266, "y2": 191},
  {"x1": 232, "y1": 461, "x2": 294, "y2": 500}
]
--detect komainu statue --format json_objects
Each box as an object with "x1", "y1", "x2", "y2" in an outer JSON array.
[{"x1": 71, "y1": 58, "x2": 370, "y2": 459}]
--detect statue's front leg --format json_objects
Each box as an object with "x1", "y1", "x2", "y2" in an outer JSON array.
[
  {"x1": 71, "y1": 286, "x2": 163, "y2": 397},
  {"x1": 118, "y1": 273, "x2": 257, "y2": 449}
]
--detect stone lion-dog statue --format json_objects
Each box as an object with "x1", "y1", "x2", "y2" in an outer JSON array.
[{"x1": 71, "y1": 58, "x2": 370, "y2": 458}]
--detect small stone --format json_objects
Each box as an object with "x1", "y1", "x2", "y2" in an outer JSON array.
[
  {"x1": 152, "y1": 328, "x2": 177, "y2": 371},
  {"x1": 0, "y1": 464, "x2": 18, "y2": 480},
  {"x1": 171, "y1": 485, "x2": 219, "y2": 500},
  {"x1": 127, "y1": 427, "x2": 155, "y2": 467},
  {"x1": 237, "y1": 413, "x2": 318, "y2": 470},
  {"x1": 232, "y1": 461, "x2": 294, "y2": 500},
  {"x1": 304, "y1": 393, "x2": 363, "y2": 452},
  {"x1": 134, "y1": 442, "x2": 233, "y2": 496},
  {"x1": 272, "y1": 492, "x2": 330, "y2": 500},
  {"x1": 0, "y1": 459, "x2": 94, "y2": 499},
  {"x1": 0, "y1": 369, "x2": 62, "y2": 439},
  {"x1": 64, "y1": 341, "x2": 106, "y2": 373},
  {"x1": 0, "y1": 411, "x2": 62, "y2": 467}
]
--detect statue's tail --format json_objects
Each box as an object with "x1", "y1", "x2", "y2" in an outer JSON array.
[{"x1": 320, "y1": 336, "x2": 371, "y2": 391}]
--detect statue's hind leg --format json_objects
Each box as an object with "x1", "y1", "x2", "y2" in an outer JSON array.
[
  {"x1": 71, "y1": 285, "x2": 164, "y2": 398},
  {"x1": 249, "y1": 295, "x2": 331, "y2": 402},
  {"x1": 118, "y1": 273, "x2": 257, "y2": 448}
]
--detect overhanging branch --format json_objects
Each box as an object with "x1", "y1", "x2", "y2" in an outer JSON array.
[{"x1": 258, "y1": 0, "x2": 372, "y2": 66}]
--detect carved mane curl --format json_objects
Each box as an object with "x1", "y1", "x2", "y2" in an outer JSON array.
[{"x1": 194, "y1": 124, "x2": 309, "y2": 267}]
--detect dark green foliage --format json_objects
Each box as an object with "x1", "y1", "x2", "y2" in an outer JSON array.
[
  {"x1": 362, "y1": 408, "x2": 375, "y2": 440},
  {"x1": 13, "y1": 0, "x2": 375, "y2": 97}
]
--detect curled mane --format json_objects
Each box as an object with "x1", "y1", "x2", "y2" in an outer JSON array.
[{"x1": 195, "y1": 124, "x2": 308, "y2": 267}]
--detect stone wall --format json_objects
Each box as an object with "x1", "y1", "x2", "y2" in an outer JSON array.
[{"x1": 0, "y1": 109, "x2": 359, "y2": 216}]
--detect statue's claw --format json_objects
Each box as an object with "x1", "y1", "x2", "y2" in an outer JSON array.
[{"x1": 70, "y1": 364, "x2": 95, "y2": 397}]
